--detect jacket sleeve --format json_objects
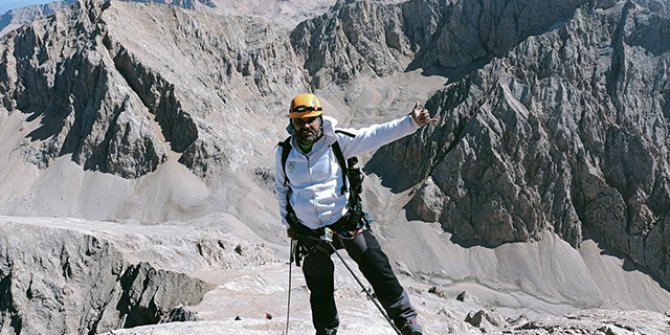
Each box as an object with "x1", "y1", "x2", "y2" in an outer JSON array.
[
  {"x1": 337, "y1": 115, "x2": 421, "y2": 158},
  {"x1": 274, "y1": 145, "x2": 290, "y2": 229}
]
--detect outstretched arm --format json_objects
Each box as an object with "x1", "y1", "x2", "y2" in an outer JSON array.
[{"x1": 337, "y1": 101, "x2": 438, "y2": 158}]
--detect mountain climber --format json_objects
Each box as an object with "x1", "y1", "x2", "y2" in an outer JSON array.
[{"x1": 275, "y1": 93, "x2": 436, "y2": 335}]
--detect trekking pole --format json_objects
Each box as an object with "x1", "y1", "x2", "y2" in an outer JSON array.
[
  {"x1": 286, "y1": 238, "x2": 295, "y2": 335},
  {"x1": 325, "y1": 241, "x2": 402, "y2": 335}
]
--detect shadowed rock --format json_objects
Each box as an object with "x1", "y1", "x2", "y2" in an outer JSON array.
[
  {"x1": 0, "y1": 216, "x2": 274, "y2": 334},
  {"x1": 376, "y1": 0, "x2": 670, "y2": 288}
]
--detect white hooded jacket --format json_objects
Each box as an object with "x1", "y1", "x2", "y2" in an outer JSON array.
[{"x1": 275, "y1": 115, "x2": 421, "y2": 230}]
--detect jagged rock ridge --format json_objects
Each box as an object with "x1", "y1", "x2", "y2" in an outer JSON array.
[
  {"x1": 0, "y1": 216, "x2": 274, "y2": 335},
  {"x1": 290, "y1": 0, "x2": 592, "y2": 88},
  {"x1": 0, "y1": 0, "x2": 306, "y2": 178},
  {"x1": 0, "y1": 0, "x2": 596, "y2": 178},
  {"x1": 376, "y1": 0, "x2": 670, "y2": 288},
  {"x1": 1, "y1": 0, "x2": 670, "y2": 334},
  {"x1": 0, "y1": 0, "x2": 77, "y2": 36}
]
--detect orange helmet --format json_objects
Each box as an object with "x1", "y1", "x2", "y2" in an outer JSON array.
[{"x1": 289, "y1": 93, "x2": 323, "y2": 119}]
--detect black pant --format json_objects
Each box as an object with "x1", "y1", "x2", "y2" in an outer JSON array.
[{"x1": 300, "y1": 228, "x2": 417, "y2": 333}]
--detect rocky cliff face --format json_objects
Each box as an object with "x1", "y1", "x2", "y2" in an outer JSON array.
[
  {"x1": 1, "y1": 0, "x2": 670, "y2": 334},
  {"x1": 376, "y1": 0, "x2": 670, "y2": 287},
  {"x1": 290, "y1": 0, "x2": 591, "y2": 88},
  {"x1": 0, "y1": 0, "x2": 77, "y2": 36},
  {"x1": 0, "y1": 0, "x2": 306, "y2": 178},
  {"x1": 0, "y1": 216, "x2": 274, "y2": 335},
  {"x1": 290, "y1": 0, "x2": 442, "y2": 88},
  {"x1": 124, "y1": 0, "x2": 335, "y2": 29},
  {"x1": 635, "y1": 0, "x2": 670, "y2": 14}
]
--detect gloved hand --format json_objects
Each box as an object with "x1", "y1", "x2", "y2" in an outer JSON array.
[{"x1": 287, "y1": 228, "x2": 298, "y2": 240}]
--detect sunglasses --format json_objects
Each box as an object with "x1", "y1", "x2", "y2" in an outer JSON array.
[{"x1": 292, "y1": 116, "x2": 320, "y2": 126}]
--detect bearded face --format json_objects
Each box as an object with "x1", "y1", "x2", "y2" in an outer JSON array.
[{"x1": 292, "y1": 116, "x2": 322, "y2": 146}]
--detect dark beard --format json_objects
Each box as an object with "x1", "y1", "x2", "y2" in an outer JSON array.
[{"x1": 296, "y1": 128, "x2": 322, "y2": 145}]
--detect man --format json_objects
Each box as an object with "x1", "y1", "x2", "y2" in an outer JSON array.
[{"x1": 275, "y1": 93, "x2": 436, "y2": 335}]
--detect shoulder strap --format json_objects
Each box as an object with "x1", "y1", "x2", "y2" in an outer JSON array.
[
  {"x1": 335, "y1": 129, "x2": 355, "y2": 138},
  {"x1": 279, "y1": 136, "x2": 292, "y2": 186},
  {"x1": 279, "y1": 137, "x2": 299, "y2": 225},
  {"x1": 333, "y1": 129, "x2": 356, "y2": 195},
  {"x1": 331, "y1": 141, "x2": 348, "y2": 195},
  {"x1": 280, "y1": 133, "x2": 352, "y2": 195}
]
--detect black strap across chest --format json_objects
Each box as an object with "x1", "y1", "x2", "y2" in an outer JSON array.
[{"x1": 279, "y1": 130, "x2": 354, "y2": 195}]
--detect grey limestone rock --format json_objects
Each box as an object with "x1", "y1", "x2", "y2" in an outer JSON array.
[
  {"x1": 0, "y1": 216, "x2": 274, "y2": 335},
  {"x1": 0, "y1": 225, "x2": 204, "y2": 334},
  {"x1": 1, "y1": 0, "x2": 670, "y2": 333},
  {"x1": 0, "y1": 0, "x2": 307, "y2": 178},
  {"x1": 290, "y1": 0, "x2": 445, "y2": 88},
  {"x1": 0, "y1": 0, "x2": 77, "y2": 36},
  {"x1": 419, "y1": 0, "x2": 589, "y2": 71},
  {"x1": 513, "y1": 309, "x2": 670, "y2": 335},
  {"x1": 456, "y1": 290, "x2": 477, "y2": 303},
  {"x1": 1, "y1": 0, "x2": 170, "y2": 179},
  {"x1": 378, "y1": 1, "x2": 670, "y2": 287},
  {"x1": 427, "y1": 285, "x2": 448, "y2": 299},
  {"x1": 634, "y1": 0, "x2": 670, "y2": 15},
  {"x1": 465, "y1": 309, "x2": 508, "y2": 330}
]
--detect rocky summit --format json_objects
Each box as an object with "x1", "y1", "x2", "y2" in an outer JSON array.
[{"x1": 1, "y1": 0, "x2": 670, "y2": 334}]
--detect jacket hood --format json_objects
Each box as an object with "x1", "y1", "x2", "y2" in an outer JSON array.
[{"x1": 322, "y1": 115, "x2": 339, "y2": 137}]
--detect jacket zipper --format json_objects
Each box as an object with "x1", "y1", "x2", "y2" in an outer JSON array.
[{"x1": 305, "y1": 155, "x2": 324, "y2": 226}]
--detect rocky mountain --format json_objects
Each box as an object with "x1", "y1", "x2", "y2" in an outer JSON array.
[
  {"x1": 0, "y1": 0, "x2": 337, "y2": 36},
  {"x1": 377, "y1": 0, "x2": 670, "y2": 289},
  {"x1": 291, "y1": 0, "x2": 593, "y2": 88},
  {"x1": 0, "y1": 0, "x2": 77, "y2": 36},
  {"x1": 1, "y1": 0, "x2": 670, "y2": 334},
  {"x1": 127, "y1": 0, "x2": 336, "y2": 29},
  {"x1": 0, "y1": 215, "x2": 274, "y2": 334},
  {"x1": 1, "y1": 0, "x2": 308, "y2": 179}
]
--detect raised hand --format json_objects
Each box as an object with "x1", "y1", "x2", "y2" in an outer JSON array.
[{"x1": 410, "y1": 101, "x2": 439, "y2": 126}]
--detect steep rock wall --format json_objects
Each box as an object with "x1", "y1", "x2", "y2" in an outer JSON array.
[
  {"x1": 0, "y1": 0, "x2": 306, "y2": 179},
  {"x1": 0, "y1": 216, "x2": 274, "y2": 335},
  {"x1": 377, "y1": 1, "x2": 670, "y2": 287}
]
